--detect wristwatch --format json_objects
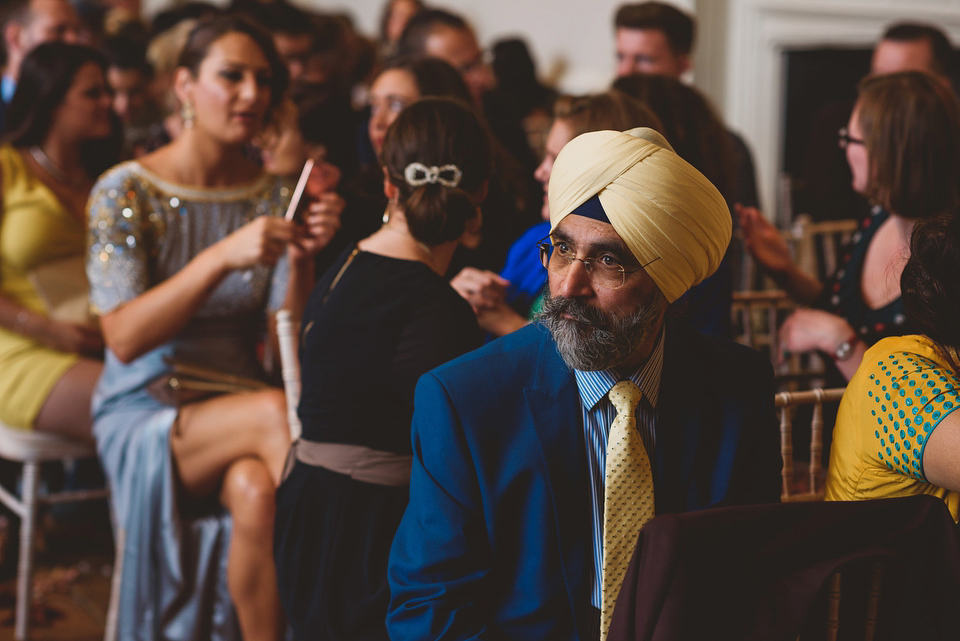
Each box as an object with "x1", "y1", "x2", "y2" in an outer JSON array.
[{"x1": 834, "y1": 335, "x2": 859, "y2": 361}]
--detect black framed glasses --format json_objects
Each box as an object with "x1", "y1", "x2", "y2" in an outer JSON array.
[
  {"x1": 537, "y1": 236, "x2": 641, "y2": 290},
  {"x1": 838, "y1": 127, "x2": 864, "y2": 150}
]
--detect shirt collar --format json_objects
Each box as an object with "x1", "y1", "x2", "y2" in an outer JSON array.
[{"x1": 573, "y1": 328, "x2": 665, "y2": 411}]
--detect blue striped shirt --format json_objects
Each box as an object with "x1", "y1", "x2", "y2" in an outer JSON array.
[{"x1": 573, "y1": 329, "x2": 665, "y2": 608}]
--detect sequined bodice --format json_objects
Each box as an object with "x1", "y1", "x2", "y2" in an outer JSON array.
[
  {"x1": 88, "y1": 162, "x2": 292, "y2": 318},
  {"x1": 86, "y1": 162, "x2": 292, "y2": 400}
]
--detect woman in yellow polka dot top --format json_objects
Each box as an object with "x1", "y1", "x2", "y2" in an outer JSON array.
[{"x1": 826, "y1": 213, "x2": 960, "y2": 520}]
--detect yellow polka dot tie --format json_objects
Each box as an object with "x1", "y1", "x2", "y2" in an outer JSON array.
[{"x1": 600, "y1": 380, "x2": 654, "y2": 641}]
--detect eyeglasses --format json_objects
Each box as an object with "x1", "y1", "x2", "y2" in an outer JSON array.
[
  {"x1": 537, "y1": 236, "x2": 642, "y2": 290},
  {"x1": 458, "y1": 50, "x2": 493, "y2": 75},
  {"x1": 838, "y1": 127, "x2": 864, "y2": 150}
]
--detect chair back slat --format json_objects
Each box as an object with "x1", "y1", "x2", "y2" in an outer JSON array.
[
  {"x1": 775, "y1": 387, "x2": 845, "y2": 501},
  {"x1": 778, "y1": 392, "x2": 793, "y2": 499},
  {"x1": 864, "y1": 560, "x2": 884, "y2": 641},
  {"x1": 825, "y1": 571, "x2": 842, "y2": 641}
]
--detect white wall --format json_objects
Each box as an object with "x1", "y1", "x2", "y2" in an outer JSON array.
[{"x1": 142, "y1": 0, "x2": 694, "y2": 94}]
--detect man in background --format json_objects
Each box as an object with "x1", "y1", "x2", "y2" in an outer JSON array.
[
  {"x1": 1, "y1": 0, "x2": 82, "y2": 133},
  {"x1": 613, "y1": 1, "x2": 761, "y2": 210}
]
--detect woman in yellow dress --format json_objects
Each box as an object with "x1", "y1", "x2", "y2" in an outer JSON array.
[
  {"x1": 0, "y1": 42, "x2": 117, "y2": 438},
  {"x1": 826, "y1": 211, "x2": 960, "y2": 520}
]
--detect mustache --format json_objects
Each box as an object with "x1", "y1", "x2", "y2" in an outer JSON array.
[{"x1": 538, "y1": 294, "x2": 614, "y2": 330}]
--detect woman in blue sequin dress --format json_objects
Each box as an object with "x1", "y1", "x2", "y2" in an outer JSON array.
[{"x1": 85, "y1": 17, "x2": 336, "y2": 641}]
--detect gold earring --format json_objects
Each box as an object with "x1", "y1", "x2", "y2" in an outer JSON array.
[{"x1": 181, "y1": 100, "x2": 195, "y2": 129}]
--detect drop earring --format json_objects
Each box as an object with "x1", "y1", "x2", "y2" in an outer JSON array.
[{"x1": 181, "y1": 100, "x2": 195, "y2": 129}]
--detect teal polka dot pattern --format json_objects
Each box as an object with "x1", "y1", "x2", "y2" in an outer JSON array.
[{"x1": 867, "y1": 351, "x2": 960, "y2": 481}]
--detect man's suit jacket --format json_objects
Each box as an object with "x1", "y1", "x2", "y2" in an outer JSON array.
[{"x1": 388, "y1": 320, "x2": 782, "y2": 641}]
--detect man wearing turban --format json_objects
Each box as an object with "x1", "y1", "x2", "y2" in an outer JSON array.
[{"x1": 388, "y1": 128, "x2": 781, "y2": 641}]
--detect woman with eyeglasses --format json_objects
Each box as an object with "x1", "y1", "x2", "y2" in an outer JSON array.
[
  {"x1": 273, "y1": 97, "x2": 485, "y2": 641},
  {"x1": 737, "y1": 71, "x2": 960, "y2": 380}
]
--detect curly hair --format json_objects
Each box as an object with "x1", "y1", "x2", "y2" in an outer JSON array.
[{"x1": 901, "y1": 213, "x2": 960, "y2": 374}]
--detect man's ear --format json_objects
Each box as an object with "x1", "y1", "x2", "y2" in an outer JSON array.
[{"x1": 676, "y1": 54, "x2": 692, "y2": 76}]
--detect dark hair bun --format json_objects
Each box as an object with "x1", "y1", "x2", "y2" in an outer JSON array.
[{"x1": 381, "y1": 97, "x2": 492, "y2": 246}]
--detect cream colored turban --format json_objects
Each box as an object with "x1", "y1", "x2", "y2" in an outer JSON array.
[{"x1": 548, "y1": 127, "x2": 731, "y2": 303}]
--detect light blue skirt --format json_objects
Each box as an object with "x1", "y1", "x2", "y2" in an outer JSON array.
[{"x1": 94, "y1": 346, "x2": 241, "y2": 641}]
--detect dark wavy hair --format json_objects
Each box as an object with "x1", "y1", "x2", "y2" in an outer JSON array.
[
  {"x1": 612, "y1": 73, "x2": 736, "y2": 203},
  {"x1": 901, "y1": 213, "x2": 960, "y2": 374},
  {"x1": 177, "y1": 14, "x2": 289, "y2": 116},
  {"x1": 381, "y1": 97, "x2": 492, "y2": 246},
  {"x1": 857, "y1": 71, "x2": 960, "y2": 220},
  {"x1": 383, "y1": 56, "x2": 473, "y2": 106},
  {"x1": 5, "y1": 42, "x2": 120, "y2": 178}
]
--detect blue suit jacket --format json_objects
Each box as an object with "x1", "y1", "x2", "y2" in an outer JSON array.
[{"x1": 388, "y1": 321, "x2": 781, "y2": 641}]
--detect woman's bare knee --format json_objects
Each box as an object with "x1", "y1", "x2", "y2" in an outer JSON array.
[
  {"x1": 249, "y1": 390, "x2": 292, "y2": 480},
  {"x1": 222, "y1": 458, "x2": 276, "y2": 530}
]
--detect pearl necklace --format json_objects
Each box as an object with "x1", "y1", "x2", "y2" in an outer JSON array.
[{"x1": 29, "y1": 146, "x2": 87, "y2": 188}]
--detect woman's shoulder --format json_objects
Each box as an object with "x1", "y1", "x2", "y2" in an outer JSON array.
[
  {"x1": 91, "y1": 160, "x2": 147, "y2": 196},
  {"x1": 862, "y1": 334, "x2": 941, "y2": 369}
]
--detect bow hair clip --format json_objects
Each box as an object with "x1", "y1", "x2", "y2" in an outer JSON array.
[{"x1": 404, "y1": 162, "x2": 463, "y2": 188}]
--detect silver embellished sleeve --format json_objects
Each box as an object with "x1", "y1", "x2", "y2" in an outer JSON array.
[{"x1": 87, "y1": 170, "x2": 152, "y2": 315}]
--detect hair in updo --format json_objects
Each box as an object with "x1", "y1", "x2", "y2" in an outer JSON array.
[
  {"x1": 381, "y1": 97, "x2": 492, "y2": 246},
  {"x1": 901, "y1": 212, "x2": 960, "y2": 374}
]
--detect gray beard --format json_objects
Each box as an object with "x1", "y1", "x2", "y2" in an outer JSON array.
[{"x1": 536, "y1": 291, "x2": 666, "y2": 371}]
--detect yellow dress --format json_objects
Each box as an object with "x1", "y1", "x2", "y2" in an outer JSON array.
[
  {"x1": 0, "y1": 145, "x2": 83, "y2": 428},
  {"x1": 825, "y1": 334, "x2": 960, "y2": 520}
]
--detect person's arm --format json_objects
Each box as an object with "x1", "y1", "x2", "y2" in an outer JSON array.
[
  {"x1": 0, "y1": 293, "x2": 102, "y2": 355},
  {"x1": 475, "y1": 300, "x2": 529, "y2": 337},
  {"x1": 736, "y1": 204, "x2": 822, "y2": 304},
  {"x1": 388, "y1": 372, "x2": 496, "y2": 640},
  {"x1": 100, "y1": 215, "x2": 298, "y2": 363},
  {"x1": 0, "y1": 156, "x2": 102, "y2": 356},
  {"x1": 919, "y1": 412, "x2": 960, "y2": 492},
  {"x1": 778, "y1": 308, "x2": 864, "y2": 381}
]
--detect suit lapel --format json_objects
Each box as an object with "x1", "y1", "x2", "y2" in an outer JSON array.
[{"x1": 523, "y1": 329, "x2": 594, "y2": 640}]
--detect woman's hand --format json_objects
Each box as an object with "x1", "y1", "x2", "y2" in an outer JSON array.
[
  {"x1": 289, "y1": 159, "x2": 344, "y2": 259},
  {"x1": 778, "y1": 308, "x2": 854, "y2": 359},
  {"x1": 293, "y1": 193, "x2": 344, "y2": 257},
  {"x1": 476, "y1": 300, "x2": 529, "y2": 337},
  {"x1": 214, "y1": 215, "x2": 297, "y2": 271},
  {"x1": 306, "y1": 158, "x2": 341, "y2": 195},
  {"x1": 36, "y1": 317, "x2": 104, "y2": 356},
  {"x1": 736, "y1": 204, "x2": 794, "y2": 275},
  {"x1": 450, "y1": 267, "x2": 509, "y2": 312}
]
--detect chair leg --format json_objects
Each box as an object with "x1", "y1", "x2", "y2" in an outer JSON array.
[{"x1": 15, "y1": 461, "x2": 39, "y2": 641}]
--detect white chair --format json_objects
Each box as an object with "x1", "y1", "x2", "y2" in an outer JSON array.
[
  {"x1": 0, "y1": 422, "x2": 110, "y2": 640},
  {"x1": 275, "y1": 310, "x2": 301, "y2": 441}
]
